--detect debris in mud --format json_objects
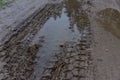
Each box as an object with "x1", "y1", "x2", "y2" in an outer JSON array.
[
  {"x1": 39, "y1": 36, "x2": 45, "y2": 44},
  {"x1": 27, "y1": 44, "x2": 41, "y2": 53}
]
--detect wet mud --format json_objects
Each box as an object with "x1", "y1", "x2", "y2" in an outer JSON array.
[
  {"x1": 0, "y1": 0, "x2": 93, "y2": 80},
  {"x1": 40, "y1": 27, "x2": 93, "y2": 80},
  {"x1": 0, "y1": 3, "x2": 65, "y2": 80},
  {"x1": 97, "y1": 8, "x2": 120, "y2": 38}
]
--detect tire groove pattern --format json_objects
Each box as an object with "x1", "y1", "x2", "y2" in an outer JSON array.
[{"x1": 41, "y1": 27, "x2": 93, "y2": 80}]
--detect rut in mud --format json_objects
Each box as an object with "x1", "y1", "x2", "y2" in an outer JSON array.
[
  {"x1": 0, "y1": 3, "x2": 64, "y2": 80},
  {"x1": 41, "y1": 27, "x2": 93, "y2": 80},
  {"x1": 0, "y1": 0, "x2": 94, "y2": 80}
]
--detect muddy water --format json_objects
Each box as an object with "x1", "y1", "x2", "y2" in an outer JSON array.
[
  {"x1": 32, "y1": 1, "x2": 90, "y2": 79},
  {"x1": 32, "y1": 8, "x2": 81, "y2": 80},
  {"x1": 1, "y1": 0, "x2": 120, "y2": 80},
  {"x1": 0, "y1": 0, "x2": 91, "y2": 80}
]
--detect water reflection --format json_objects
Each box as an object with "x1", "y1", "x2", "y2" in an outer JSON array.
[
  {"x1": 0, "y1": 3, "x2": 65, "y2": 80},
  {"x1": 51, "y1": 0, "x2": 90, "y2": 32},
  {"x1": 0, "y1": 0, "x2": 90, "y2": 80},
  {"x1": 97, "y1": 8, "x2": 120, "y2": 38},
  {"x1": 33, "y1": 0, "x2": 90, "y2": 80},
  {"x1": 64, "y1": 0, "x2": 90, "y2": 32}
]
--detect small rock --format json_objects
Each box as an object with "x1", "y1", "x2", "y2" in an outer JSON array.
[
  {"x1": 60, "y1": 45, "x2": 64, "y2": 48},
  {"x1": 105, "y1": 49, "x2": 109, "y2": 52}
]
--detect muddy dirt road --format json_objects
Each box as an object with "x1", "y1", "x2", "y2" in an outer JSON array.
[{"x1": 0, "y1": 0, "x2": 120, "y2": 80}]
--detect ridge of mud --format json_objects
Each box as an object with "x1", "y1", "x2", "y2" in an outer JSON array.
[{"x1": 0, "y1": 3, "x2": 63, "y2": 80}]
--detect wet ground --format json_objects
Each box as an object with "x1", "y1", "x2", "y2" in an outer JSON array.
[{"x1": 0, "y1": 0, "x2": 120, "y2": 80}]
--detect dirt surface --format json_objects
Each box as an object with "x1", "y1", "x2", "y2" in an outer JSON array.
[
  {"x1": 89, "y1": 0, "x2": 120, "y2": 80},
  {"x1": 0, "y1": 0, "x2": 120, "y2": 80},
  {"x1": 0, "y1": 0, "x2": 48, "y2": 45}
]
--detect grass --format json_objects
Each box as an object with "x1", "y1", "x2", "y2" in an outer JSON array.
[
  {"x1": 0, "y1": 0, "x2": 4, "y2": 8},
  {"x1": 0, "y1": 0, "x2": 14, "y2": 9}
]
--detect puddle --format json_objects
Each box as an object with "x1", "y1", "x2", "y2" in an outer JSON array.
[
  {"x1": 32, "y1": 0, "x2": 90, "y2": 79},
  {"x1": 0, "y1": 0, "x2": 90, "y2": 80},
  {"x1": 96, "y1": 8, "x2": 120, "y2": 38}
]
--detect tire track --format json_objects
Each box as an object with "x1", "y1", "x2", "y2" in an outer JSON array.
[
  {"x1": 40, "y1": 26, "x2": 94, "y2": 80},
  {"x1": 0, "y1": 3, "x2": 63, "y2": 80}
]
